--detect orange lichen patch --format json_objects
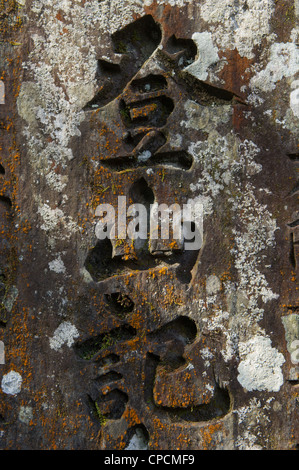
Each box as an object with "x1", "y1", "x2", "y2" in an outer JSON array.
[
  {"x1": 6, "y1": 305, "x2": 33, "y2": 390},
  {"x1": 122, "y1": 240, "x2": 137, "y2": 261},
  {"x1": 130, "y1": 311, "x2": 145, "y2": 330},
  {"x1": 101, "y1": 429, "x2": 128, "y2": 451},
  {"x1": 169, "y1": 240, "x2": 180, "y2": 250},
  {"x1": 150, "y1": 416, "x2": 172, "y2": 450},
  {"x1": 123, "y1": 406, "x2": 141, "y2": 428},
  {"x1": 130, "y1": 103, "x2": 157, "y2": 121},
  {"x1": 0, "y1": 0, "x2": 23, "y2": 39},
  {"x1": 93, "y1": 121, "x2": 122, "y2": 156},
  {"x1": 153, "y1": 367, "x2": 213, "y2": 409},
  {"x1": 220, "y1": 262, "x2": 234, "y2": 288},
  {"x1": 32, "y1": 385, "x2": 98, "y2": 449},
  {"x1": 174, "y1": 433, "x2": 192, "y2": 449},
  {"x1": 121, "y1": 337, "x2": 140, "y2": 354},
  {"x1": 199, "y1": 422, "x2": 223, "y2": 450},
  {"x1": 157, "y1": 278, "x2": 184, "y2": 308}
]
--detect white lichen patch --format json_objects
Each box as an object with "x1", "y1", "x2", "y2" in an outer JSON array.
[
  {"x1": 1, "y1": 371, "x2": 23, "y2": 396},
  {"x1": 233, "y1": 397, "x2": 272, "y2": 426},
  {"x1": 138, "y1": 150, "x2": 152, "y2": 163},
  {"x1": 19, "y1": 406, "x2": 33, "y2": 425},
  {"x1": 200, "y1": 0, "x2": 276, "y2": 59},
  {"x1": 37, "y1": 204, "x2": 80, "y2": 241},
  {"x1": 189, "y1": 133, "x2": 262, "y2": 203},
  {"x1": 200, "y1": 347, "x2": 214, "y2": 367},
  {"x1": 189, "y1": 131, "x2": 277, "y2": 324},
  {"x1": 49, "y1": 256, "x2": 66, "y2": 274},
  {"x1": 221, "y1": 330, "x2": 240, "y2": 363},
  {"x1": 45, "y1": 170, "x2": 68, "y2": 193},
  {"x1": 290, "y1": 87, "x2": 299, "y2": 119},
  {"x1": 184, "y1": 32, "x2": 219, "y2": 81},
  {"x1": 248, "y1": 40, "x2": 299, "y2": 137},
  {"x1": 2, "y1": 286, "x2": 18, "y2": 313},
  {"x1": 230, "y1": 183, "x2": 279, "y2": 319},
  {"x1": 237, "y1": 335, "x2": 285, "y2": 392},
  {"x1": 200, "y1": 304, "x2": 230, "y2": 332},
  {"x1": 250, "y1": 42, "x2": 299, "y2": 93},
  {"x1": 181, "y1": 101, "x2": 232, "y2": 132},
  {"x1": 96, "y1": 0, "x2": 145, "y2": 34},
  {"x1": 144, "y1": 0, "x2": 194, "y2": 7},
  {"x1": 235, "y1": 430, "x2": 263, "y2": 450},
  {"x1": 282, "y1": 314, "x2": 299, "y2": 355},
  {"x1": 206, "y1": 275, "x2": 221, "y2": 295},
  {"x1": 170, "y1": 133, "x2": 183, "y2": 149},
  {"x1": 49, "y1": 322, "x2": 80, "y2": 351},
  {"x1": 189, "y1": 126, "x2": 279, "y2": 367}
]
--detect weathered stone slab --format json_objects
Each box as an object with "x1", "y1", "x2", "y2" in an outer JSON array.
[{"x1": 0, "y1": 0, "x2": 298, "y2": 450}]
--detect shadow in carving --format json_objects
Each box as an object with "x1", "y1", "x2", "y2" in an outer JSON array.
[
  {"x1": 144, "y1": 316, "x2": 231, "y2": 422},
  {"x1": 96, "y1": 371, "x2": 123, "y2": 388},
  {"x1": 125, "y1": 424, "x2": 150, "y2": 450},
  {"x1": 84, "y1": 15, "x2": 162, "y2": 109},
  {"x1": 164, "y1": 34, "x2": 197, "y2": 68},
  {"x1": 74, "y1": 314, "x2": 231, "y2": 429},
  {"x1": 131, "y1": 74, "x2": 168, "y2": 94},
  {"x1": 85, "y1": 176, "x2": 200, "y2": 284},
  {"x1": 74, "y1": 324, "x2": 137, "y2": 361},
  {"x1": 88, "y1": 389, "x2": 129, "y2": 423},
  {"x1": 100, "y1": 150, "x2": 193, "y2": 172},
  {"x1": 96, "y1": 353, "x2": 120, "y2": 368},
  {"x1": 105, "y1": 292, "x2": 135, "y2": 317}
]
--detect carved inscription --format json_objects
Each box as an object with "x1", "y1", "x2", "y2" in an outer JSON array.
[{"x1": 75, "y1": 15, "x2": 240, "y2": 448}]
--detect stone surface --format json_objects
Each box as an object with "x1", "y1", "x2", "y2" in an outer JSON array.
[{"x1": 0, "y1": 0, "x2": 298, "y2": 450}]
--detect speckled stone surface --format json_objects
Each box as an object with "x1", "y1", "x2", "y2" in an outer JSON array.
[{"x1": 0, "y1": 0, "x2": 298, "y2": 450}]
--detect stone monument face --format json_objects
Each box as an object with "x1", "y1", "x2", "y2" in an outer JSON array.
[{"x1": 0, "y1": 0, "x2": 298, "y2": 450}]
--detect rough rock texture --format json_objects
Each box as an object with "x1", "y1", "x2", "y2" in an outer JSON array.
[{"x1": 0, "y1": 0, "x2": 298, "y2": 450}]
